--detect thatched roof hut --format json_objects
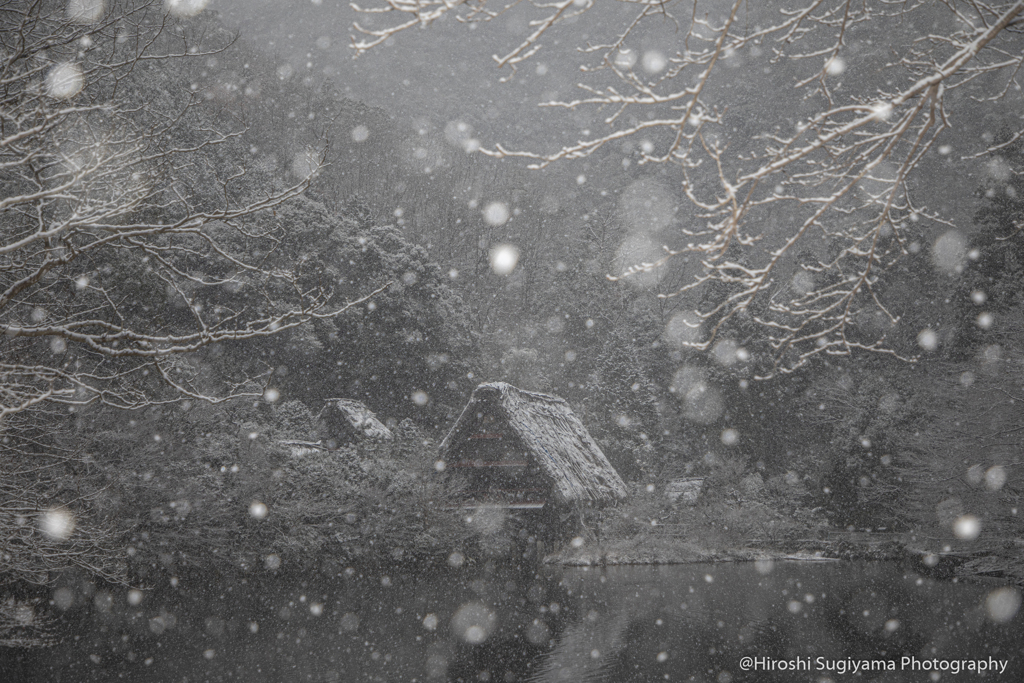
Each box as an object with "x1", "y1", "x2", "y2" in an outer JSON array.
[
  {"x1": 0, "y1": 598, "x2": 56, "y2": 648},
  {"x1": 282, "y1": 399, "x2": 392, "y2": 457},
  {"x1": 440, "y1": 382, "x2": 627, "y2": 506},
  {"x1": 319, "y1": 398, "x2": 393, "y2": 443}
]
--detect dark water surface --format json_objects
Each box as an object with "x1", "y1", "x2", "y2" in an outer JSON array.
[{"x1": 4, "y1": 560, "x2": 1022, "y2": 682}]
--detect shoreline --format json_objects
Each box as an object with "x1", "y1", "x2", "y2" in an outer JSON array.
[
  {"x1": 545, "y1": 536, "x2": 1024, "y2": 588},
  {"x1": 549, "y1": 545, "x2": 863, "y2": 567},
  {"x1": 545, "y1": 535, "x2": 995, "y2": 573},
  {"x1": 552, "y1": 550, "x2": 843, "y2": 567}
]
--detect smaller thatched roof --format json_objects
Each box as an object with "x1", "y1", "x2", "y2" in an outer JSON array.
[
  {"x1": 440, "y1": 382, "x2": 627, "y2": 504},
  {"x1": 0, "y1": 598, "x2": 56, "y2": 648},
  {"x1": 319, "y1": 398, "x2": 393, "y2": 442},
  {"x1": 279, "y1": 440, "x2": 327, "y2": 458}
]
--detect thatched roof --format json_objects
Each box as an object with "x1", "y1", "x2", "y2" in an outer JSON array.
[
  {"x1": 279, "y1": 439, "x2": 327, "y2": 458},
  {"x1": 320, "y1": 398, "x2": 393, "y2": 442},
  {"x1": 0, "y1": 598, "x2": 56, "y2": 648},
  {"x1": 440, "y1": 382, "x2": 627, "y2": 504}
]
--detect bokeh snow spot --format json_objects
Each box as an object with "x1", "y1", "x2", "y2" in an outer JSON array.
[
  {"x1": 53, "y1": 588, "x2": 74, "y2": 611},
  {"x1": 985, "y1": 156, "x2": 1012, "y2": 182},
  {"x1": 164, "y1": 0, "x2": 208, "y2": 18},
  {"x1": 46, "y1": 63, "x2": 84, "y2": 99},
  {"x1": 953, "y1": 515, "x2": 981, "y2": 540},
  {"x1": 712, "y1": 339, "x2": 745, "y2": 366},
  {"x1": 671, "y1": 367, "x2": 724, "y2": 424},
  {"x1": 663, "y1": 311, "x2": 703, "y2": 348},
  {"x1": 291, "y1": 148, "x2": 320, "y2": 180},
  {"x1": 985, "y1": 587, "x2": 1021, "y2": 624},
  {"x1": 67, "y1": 0, "x2": 104, "y2": 23},
  {"x1": 444, "y1": 120, "x2": 479, "y2": 152},
  {"x1": 489, "y1": 244, "x2": 519, "y2": 275},
  {"x1": 444, "y1": 120, "x2": 472, "y2": 145},
  {"x1": 791, "y1": 270, "x2": 815, "y2": 296},
  {"x1": 614, "y1": 49, "x2": 637, "y2": 69},
  {"x1": 670, "y1": 366, "x2": 704, "y2": 397},
  {"x1": 642, "y1": 51, "x2": 667, "y2": 73},
  {"x1": 614, "y1": 235, "x2": 667, "y2": 287},
  {"x1": 483, "y1": 202, "x2": 510, "y2": 226},
  {"x1": 825, "y1": 56, "x2": 845, "y2": 75},
  {"x1": 869, "y1": 101, "x2": 892, "y2": 122},
  {"x1": 618, "y1": 178, "x2": 676, "y2": 235},
  {"x1": 931, "y1": 230, "x2": 968, "y2": 275},
  {"x1": 985, "y1": 466, "x2": 1007, "y2": 491},
  {"x1": 40, "y1": 508, "x2": 75, "y2": 540},
  {"x1": 917, "y1": 329, "x2": 938, "y2": 351},
  {"x1": 451, "y1": 602, "x2": 497, "y2": 644}
]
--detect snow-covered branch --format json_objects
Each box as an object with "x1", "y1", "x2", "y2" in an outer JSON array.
[
  {"x1": 353, "y1": 0, "x2": 1024, "y2": 373},
  {"x1": 0, "y1": 1, "x2": 382, "y2": 418}
]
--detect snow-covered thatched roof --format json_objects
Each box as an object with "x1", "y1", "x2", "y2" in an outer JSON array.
[
  {"x1": 320, "y1": 398, "x2": 393, "y2": 442},
  {"x1": 440, "y1": 382, "x2": 627, "y2": 505},
  {"x1": 0, "y1": 598, "x2": 55, "y2": 648}
]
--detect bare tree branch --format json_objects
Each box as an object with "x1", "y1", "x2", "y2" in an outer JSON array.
[
  {"x1": 353, "y1": 0, "x2": 1024, "y2": 374},
  {"x1": 1, "y1": 1, "x2": 384, "y2": 414}
]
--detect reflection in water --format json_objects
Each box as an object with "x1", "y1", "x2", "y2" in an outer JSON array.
[{"x1": 3, "y1": 561, "x2": 1021, "y2": 681}]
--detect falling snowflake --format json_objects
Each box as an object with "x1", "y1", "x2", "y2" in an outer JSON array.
[
  {"x1": 46, "y1": 63, "x2": 84, "y2": 99},
  {"x1": 67, "y1": 0, "x2": 104, "y2": 24},
  {"x1": 642, "y1": 51, "x2": 666, "y2": 73},
  {"x1": 825, "y1": 56, "x2": 845, "y2": 75},
  {"x1": 351, "y1": 125, "x2": 369, "y2": 142},
  {"x1": 164, "y1": 0, "x2": 209, "y2": 18},
  {"x1": 489, "y1": 244, "x2": 519, "y2": 275},
  {"x1": 483, "y1": 202, "x2": 510, "y2": 226},
  {"x1": 40, "y1": 508, "x2": 75, "y2": 540}
]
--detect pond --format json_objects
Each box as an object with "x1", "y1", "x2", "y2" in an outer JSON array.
[{"x1": 4, "y1": 561, "x2": 1022, "y2": 682}]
